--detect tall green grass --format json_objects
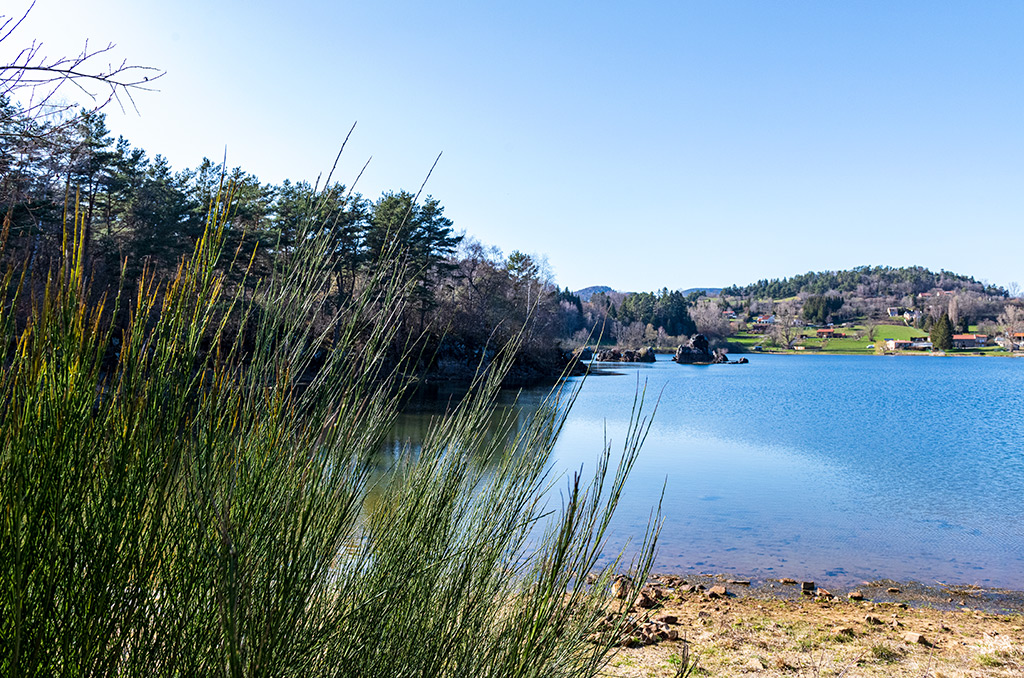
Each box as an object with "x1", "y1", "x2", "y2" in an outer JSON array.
[{"x1": 0, "y1": 187, "x2": 659, "y2": 677}]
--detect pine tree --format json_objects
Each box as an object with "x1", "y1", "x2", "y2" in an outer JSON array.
[
  {"x1": 931, "y1": 312, "x2": 954, "y2": 351},
  {"x1": 366, "y1": 191, "x2": 462, "y2": 330}
]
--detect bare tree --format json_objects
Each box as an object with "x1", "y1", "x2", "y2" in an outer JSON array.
[
  {"x1": 691, "y1": 297, "x2": 731, "y2": 337},
  {"x1": 925, "y1": 296, "x2": 947, "y2": 321},
  {"x1": 769, "y1": 301, "x2": 799, "y2": 348},
  {"x1": 1, "y1": 2, "x2": 162, "y2": 121},
  {"x1": 615, "y1": 321, "x2": 645, "y2": 349},
  {"x1": 947, "y1": 295, "x2": 960, "y2": 329},
  {"x1": 999, "y1": 304, "x2": 1024, "y2": 336}
]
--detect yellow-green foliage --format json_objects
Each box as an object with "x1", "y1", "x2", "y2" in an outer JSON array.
[{"x1": 0, "y1": 190, "x2": 658, "y2": 677}]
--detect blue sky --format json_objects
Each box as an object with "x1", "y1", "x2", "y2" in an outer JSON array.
[{"x1": 12, "y1": 1, "x2": 1024, "y2": 293}]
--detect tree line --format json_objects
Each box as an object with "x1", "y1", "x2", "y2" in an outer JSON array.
[
  {"x1": 1, "y1": 104, "x2": 455, "y2": 299},
  {"x1": 721, "y1": 265, "x2": 1008, "y2": 300},
  {"x1": 1, "y1": 102, "x2": 716, "y2": 380}
]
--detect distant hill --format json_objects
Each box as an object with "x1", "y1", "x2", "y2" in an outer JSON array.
[
  {"x1": 575, "y1": 285, "x2": 723, "y2": 301},
  {"x1": 574, "y1": 285, "x2": 615, "y2": 302},
  {"x1": 721, "y1": 266, "x2": 1007, "y2": 300}
]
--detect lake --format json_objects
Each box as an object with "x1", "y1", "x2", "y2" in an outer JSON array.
[{"x1": 388, "y1": 354, "x2": 1024, "y2": 589}]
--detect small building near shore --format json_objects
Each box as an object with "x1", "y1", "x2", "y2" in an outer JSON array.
[{"x1": 952, "y1": 334, "x2": 991, "y2": 349}]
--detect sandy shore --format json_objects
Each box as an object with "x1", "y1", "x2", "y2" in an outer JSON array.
[{"x1": 602, "y1": 573, "x2": 1024, "y2": 677}]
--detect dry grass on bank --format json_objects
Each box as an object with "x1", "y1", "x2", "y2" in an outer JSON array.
[{"x1": 601, "y1": 577, "x2": 1024, "y2": 678}]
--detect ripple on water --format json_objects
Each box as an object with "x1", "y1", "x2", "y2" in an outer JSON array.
[
  {"x1": 550, "y1": 354, "x2": 1024, "y2": 588},
  {"x1": 385, "y1": 355, "x2": 1024, "y2": 588}
]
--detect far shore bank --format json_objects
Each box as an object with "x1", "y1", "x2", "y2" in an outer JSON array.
[
  {"x1": 727, "y1": 348, "x2": 1023, "y2": 358},
  {"x1": 587, "y1": 346, "x2": 1023, "y2": 360}
]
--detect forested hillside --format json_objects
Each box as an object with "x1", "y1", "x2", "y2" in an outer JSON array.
[
  {"x1": 3, "y1": 100, "x2": 1018, "y2": 370},
  {"x1": 0, "y1": 102, "x2": 599, "y2": 383},
  {"x1": 1, "y1": 101, "x2": 703, "y2": 379},
  {"x1": 721, "y1": 266, "x2": 1007, "y2": 300}
]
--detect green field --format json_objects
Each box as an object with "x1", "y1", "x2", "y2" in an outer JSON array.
[
  {"x1": 725, "y1": 334, "x2": 766, "y2": 352},
  {"x1": 724, "y1": 322, "x2": 1018, "y2": 357},
  {"x1": 871, "y1": 324, "x2": 923, "y2": 341},
  {"x1": 729, "y1": 324, "x2": 923, "y2": 355},
  {"x1": 656, "y1": 322, "x2": 1016, "y2": 358},
  {"x1": 814, "y1": 336, "x2": 876, "y2": 354}
]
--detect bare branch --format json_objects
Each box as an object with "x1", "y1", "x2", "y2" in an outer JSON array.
[{"x1": 0, "y1": 2, "x2": 164, "y2": 119}]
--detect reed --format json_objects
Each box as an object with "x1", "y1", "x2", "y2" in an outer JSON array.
[{"x1": 0, "y1": 185, "x2": 659, "y2": 677}]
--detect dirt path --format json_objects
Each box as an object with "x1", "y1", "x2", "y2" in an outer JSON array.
[{"x1": 601, "y1": 575, "x2": 1024, "y2": 677}]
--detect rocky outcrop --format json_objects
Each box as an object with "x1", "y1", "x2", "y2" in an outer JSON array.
[
  {"x1": 672, "y1": 335, "x2": 716, "y2": 364},
  {"x1": 594, "y1": 346, "x2": 656, "y2": 363},
  {"x1": 573, "y1": 346, "x2": 594, "y2": 362},
  {"x1": 673, "y1": 334, "x2": 748, "y2": 365}
]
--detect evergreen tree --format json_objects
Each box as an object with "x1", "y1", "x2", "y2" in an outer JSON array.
[
  {"x1": 366, "y1": 191, "x2": 462, "y2": 329},
  {"x1": 0, "y1": 97, "x2": 63, "y2": 242},
  {"x1": 67, "y1": 110, "x2": 115, "y2": 272},
  {"x1": 802, "y1": 295, "x2": 844, "y2": 324},
  {"x1": 557, "y1": 287, "x2": 583, "y2": 315},
  {"x1": 123, "y1": 154, "x2": 192, "y2": 273},
  {"x1": 272, "y1": 179, "x2": 369, "y2": 310},
  {"x1": 930, "y1": 312, "x2": 954, "y2": 351}
]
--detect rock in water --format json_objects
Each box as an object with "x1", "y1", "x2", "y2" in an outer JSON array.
[
  {"x1": 690, "y1": 334, "x2": 709, "y2": 354},
  {"x1": 636, "y1": 346, "x2": 656, "y2": 362},
  {"x1": 573, "y1": 347, "x2": 594, "y2": 361},
  {"x1": 673, "y1": 334, "x2": 714, "y2": 364},
  {"x1": 672, "y1": 334, "x2": 749, "y2": 365},
  {"x1": 595, "y1": 347, "x2": 656, "y2": 363}
]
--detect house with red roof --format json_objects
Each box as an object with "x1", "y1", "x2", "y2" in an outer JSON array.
[{"x1": 952, "y1": 334, "x2": 991, "y2": 349}]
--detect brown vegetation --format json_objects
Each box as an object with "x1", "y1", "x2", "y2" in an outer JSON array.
[{"x1": 600, "y1": 575, "x2": 1024, "y2": 677}]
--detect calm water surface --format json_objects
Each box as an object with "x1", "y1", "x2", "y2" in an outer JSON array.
[{"x1": 390, "y1": 354, "x2": 1024, "y2": 589}]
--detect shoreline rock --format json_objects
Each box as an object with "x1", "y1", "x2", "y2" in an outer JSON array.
[
  {"x1": 601, "y1": 572, "x2": 1024, "y2": 677},
  {"x1": 636, "y1": 572, "x2": 1024, "y2": 615}
]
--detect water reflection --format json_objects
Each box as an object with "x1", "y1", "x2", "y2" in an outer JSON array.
[
  {"x1": 382, "y1": 355, "x2": 1024, "y2": 589},
  {"x1": 370, "y1": 385, "x2": 562, "y2": 511}
]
